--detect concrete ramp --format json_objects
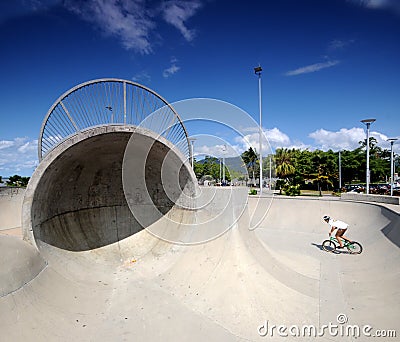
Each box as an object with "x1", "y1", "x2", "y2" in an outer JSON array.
[
  {"x1": 249, "y1": 197, "x2": 400, "y2": 338},
  {"x1": 1, "y1": 194, "x2": 399, "y2": 341},
  {"x1": 0, "y1": 187, "x2": 25, "y2": 237}
]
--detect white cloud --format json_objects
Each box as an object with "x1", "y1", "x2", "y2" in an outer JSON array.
[
  {"x1": 0, "y1": 137, "x2": 38, "y2": 176},
  {"x1": 309, "y1": 127, "x2": 364, "y2": 150},
  {"x1": 132, "y1": 71, "x2": 151, "y2": 83},
  {"x1": 64, "y1": 0, "x2": 203, "y2": 54},
  {"x1": 0, "y1": 140, "x2": 15, "y2": 150},
  {"x1": 18, "y1": 140, "x2": 37, "y2": 153},
  {"x1": 163, "y1": 64, "x2": 180, "y2": 78},
  {"x1": 285, "y1": 60, "x2": 340, "y2": 76},
  {"x1": 194, "y1": 127, "x2": 313, "y2": 160},
  {"x1": 29, "y1": 0, "x2": 62, "y2": 10},
  {"x1": 349, "y1": 0, "x2": 400, "y2": 13},
  {"x1": 163, "y1": 57, "x2": 181, "y2": 78},
  {"x1": 65, "y1": 0, "x2": 155, "y2": 54},
  {"x1": 328, "y1": 39, "x2": 355, "y2": 51},
  {"x1": 308, "y1": 127, "x2": 391, "y2": 151},
  {"x1": 162, "y1": 0, "x2": 202, "y2": 41},
  {"x1": 234, "y1": 127, "x2": 303, "y2": 153},
  {"x1": 195, "y1": 144, "x2": 242, "y2": 158},
  {"x1": 266, "y1": 127, "x2": 291, "y2": 146}
]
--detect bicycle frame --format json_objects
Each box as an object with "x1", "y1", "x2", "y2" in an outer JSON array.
[
  {"x1": 330, "y1": 236, "x2": 352, "y2": 246},
  {"x1": 323, "y1": 237, "x2": 362, "y2": 254}
]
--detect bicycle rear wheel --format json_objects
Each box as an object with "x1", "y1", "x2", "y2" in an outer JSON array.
[
  {"x1": 347, "y1": 242, "x2": 362, "y2": 254},
  {"x1": 322, "y1": 240, "x2": 336, "y2": 252}
]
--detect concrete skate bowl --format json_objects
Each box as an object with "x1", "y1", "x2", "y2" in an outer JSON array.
[
  {"x1": 245, "y1": 196, "x2": 400, "y2": 338},
  {"x1": 2, "y1": 190, "x2": 400, "y2": 340},
  {"x1": 23, "y1": 126, "x2": 196, "y2": 269},
  {"x1": 20, "y1": 78, "x2": 196, "y2": 265},
  {"x1": 0, "y1": 187, "x2": 25, "y2": 235}
]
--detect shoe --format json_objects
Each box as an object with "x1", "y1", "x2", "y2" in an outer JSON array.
[{"x1": 336, "y1": 245, "x2": 344, "y2": 249}]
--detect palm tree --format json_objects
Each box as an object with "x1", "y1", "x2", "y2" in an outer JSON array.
[
  {"x1": 359, "y1": 137, "x2": 382, "y2": 157},
  {"x1": 241, "y1": 147, "x2": 258, "y2": 186},
  {"x1": 275, "y1": 148, "x2": 295, "y2": 179},
  {"x1": 274, "y1": 148, "x2": 295, "y2": 194}
]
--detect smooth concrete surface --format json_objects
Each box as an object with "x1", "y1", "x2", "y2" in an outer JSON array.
[
  {"x1": 0, "y1": 187, "x2": 25, "y2": 231},
  {"x1": 250, "y1": 197, "x2": 400, "y2": 337},
  {"x1": 0, "y1": 126, "x2": 399, "y2": 340},
  {"x1": 1, "y1": 193, "x2": 399, "y2": 340},
  {"x1": 341, "y1": 192, "x2": 400, "y2": 205},
  {"x1": 22, "y1": 126, "x2": 194, "y2": 253},
  {"x1": 0, "y1": 235, "x2": 46, "y2": 297}
]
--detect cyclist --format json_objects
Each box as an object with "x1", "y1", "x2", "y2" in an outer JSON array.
[{"x1": 323, "y1": 215, "x2": 352, "y2": 248}]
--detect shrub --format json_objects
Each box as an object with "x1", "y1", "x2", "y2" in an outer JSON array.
[{"x1": 284, "y1": 184, "x2": 300, "y2": 196}]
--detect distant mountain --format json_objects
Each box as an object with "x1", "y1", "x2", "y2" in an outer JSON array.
[
  {"x1": 225, "y1": 156, "x2": 247, "y2": 174},
  {"x1": 196, "y1": 156, "x2": 247, "y2": 175}
]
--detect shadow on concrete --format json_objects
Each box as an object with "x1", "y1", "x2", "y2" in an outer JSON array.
[{"x1": 380, "y1": 207, "x2": 400, "y2": 248}]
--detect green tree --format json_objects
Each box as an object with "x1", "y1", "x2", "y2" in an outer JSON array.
[
  {"x1": 241, "y1": 147, "x2": 258, "y2": 185},
  {"x1": 293, "y1": 149, "x2": 313, "y2": 187},
  {"x1": 193, "y1": 160, "x2": 204, "y2": 179},
  {"x1": 395, "y1": 154, "x2": 400, "y2": 175},
  {"x1": 275, "y1": 148, "x2": 295, "y2": 179},
  {"x1": 304, "y1": 150, "x2": 337, "y2": 195},
  {"x1": 340, "y1": 148, "x2": 364, "y2": 184},
  {"x1": 358, "y1": 138, "x2": 391, "y2": 183},
  {"x1": 193, "y1": 156, "x2": 232, "y2": 183},
  {"x1": 6, "y1": 175, "x2": 30, "y2": 187}
]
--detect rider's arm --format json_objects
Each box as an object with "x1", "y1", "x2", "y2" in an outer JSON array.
[{"x1": 329, "y1": 227, "x2": 336, "y2": 236}]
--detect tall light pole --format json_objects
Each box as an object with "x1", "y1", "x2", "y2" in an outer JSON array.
[
  {"x1": 338, "y1": 150, "x2": 342, "y2": 191},
  {"x1": 188, "y1": 138, "x2": 196, "y2": 169},
  {"x1": 269, "y1": 155, "x2": 272, "y2": 191},
  {"x1": 219, "y1": 158, "x2": 222, "y2": 183},
  {"x1": 254, "y1": 65, "x2": 263, "y2": 195},
  {"x1": 388, "y1": 138, "x2": 398, "y2": 196},
  {"x1": 361, "y1": 118, "x2": 376, "y2": 194},
  {"x1": 222, "y1": 144, "x2": 226, "y2": 184}
]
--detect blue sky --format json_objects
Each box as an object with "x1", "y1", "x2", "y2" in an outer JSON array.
[{"x1": 0, "y1": 0, "x2": 399, "y2": 176}]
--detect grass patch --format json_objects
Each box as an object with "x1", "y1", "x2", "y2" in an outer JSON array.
[{"x1": 299, "y1": 190, "x2": 334, "y2": 196}]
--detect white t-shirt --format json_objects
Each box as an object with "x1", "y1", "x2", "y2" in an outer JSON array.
[{"x1": 328, "y1": 219, "x2": 349, "y2": 230}]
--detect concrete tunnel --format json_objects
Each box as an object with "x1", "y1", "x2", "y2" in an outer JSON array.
[{"x1": 23, "y1": 125, "x2": 196, "y2": 253}]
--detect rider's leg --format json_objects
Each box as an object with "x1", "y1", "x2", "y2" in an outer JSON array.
[
  {"x1": 341, "y1": 234, "x2": 353, "y2": 243},
  {"x1": 336, "y1": 229, "x2": 345, "y2": 247}
]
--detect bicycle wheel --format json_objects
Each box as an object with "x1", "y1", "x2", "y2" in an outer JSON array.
[
  {"x1": 322, "y1": 240, "x2": 336, "y2": 252},
  {"x1": 346, "y1": 242, "x2": 362, "y2": 254}
]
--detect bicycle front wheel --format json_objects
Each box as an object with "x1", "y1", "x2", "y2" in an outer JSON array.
[
  {"x1": 322, "y1": 240, "x2": 336, "y2": 253},
  {"x1": 347, "y1": 242, "x2": 362, "y2": 254}
]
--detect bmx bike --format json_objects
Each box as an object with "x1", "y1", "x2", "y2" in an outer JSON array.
[{"x1": 322, "y1": 236, "x2": 363, "y2": 254}]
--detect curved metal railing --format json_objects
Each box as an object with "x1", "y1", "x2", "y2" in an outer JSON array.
[{"x1": 38, "y1": 78, "x2": 190, "y2": 161}]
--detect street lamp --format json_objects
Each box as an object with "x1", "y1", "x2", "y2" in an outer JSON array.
[
  {"x1": 338, "y1": 150, "x2": 342, "y2": 191},
  {"x1": 222, "y1": 144, "x2": 226, "y2": 184},
  {"x1": 361, "y1": 118, "x2": 376, "y2": 194},
  {"x1": 188, "y1": 138, "x2": 196, "y2": 169},
  {"x1": 387, "y1": 138, "x2": 398, "y2": 196},
  {"x1": 269, "y1": 155, "x2": 272, "y2": 191},
  {"x1": 254, "y1": 65, "x2": 263, "y2": 194}
]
